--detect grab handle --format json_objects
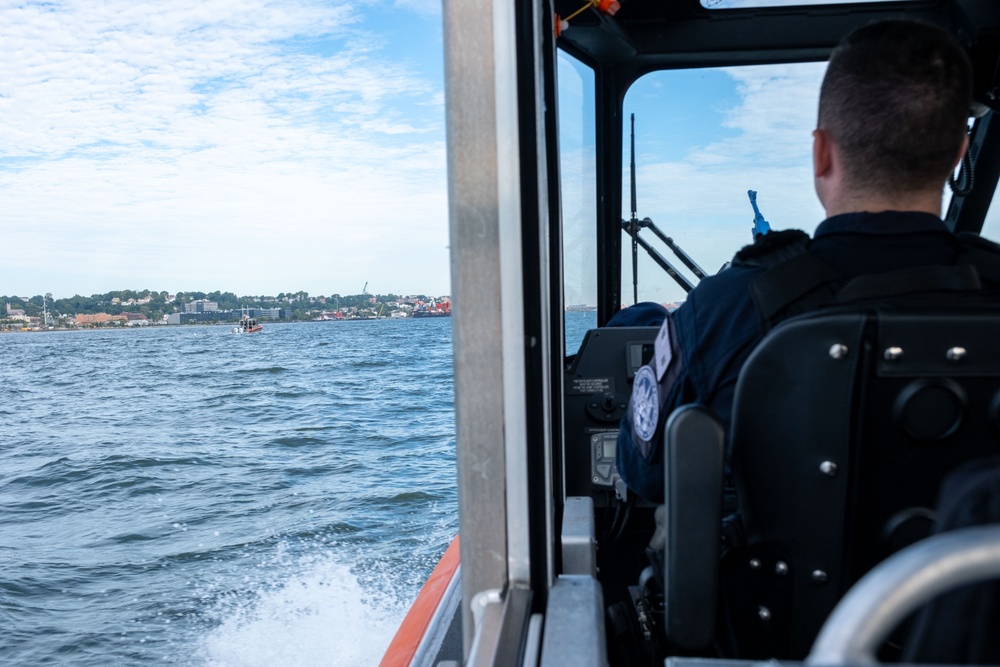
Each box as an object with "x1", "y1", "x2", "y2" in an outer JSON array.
[{"x1": 807, "y1": 525, "x2": 1000, "y2": 665}]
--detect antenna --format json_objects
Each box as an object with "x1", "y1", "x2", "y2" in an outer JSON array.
[
  {"x1": 629, "y1": 114, "x2": 639, "y2": 306},
  {"x1": 621, "y1": 115, "x2": 704, "y2": 296}
]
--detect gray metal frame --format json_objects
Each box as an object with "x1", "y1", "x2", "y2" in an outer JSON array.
[
  {"x1": 444, "y1": 0, "x2": 556, "y2": 661},
  {"x1": 444, "y1": 0, "x2": 521, "y2": 650}
]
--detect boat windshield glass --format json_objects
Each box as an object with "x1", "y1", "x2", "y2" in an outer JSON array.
[
  {"x1": 620, "y1": 63, "x2": 826, "y2": 308},
  {"x1": 980, "y1": 194, "x2": 1000, "y2": 239},
  {"x1": 701, "y1": 0, "x2": 914, "y2": 8},
  {"x1": 559, "y1": 49, "x2": 598, "y2": 354}
]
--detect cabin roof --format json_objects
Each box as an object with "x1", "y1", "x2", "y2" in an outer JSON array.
[{"x1": 555, "y1": 0, "x2": 1000, "y2": 109}]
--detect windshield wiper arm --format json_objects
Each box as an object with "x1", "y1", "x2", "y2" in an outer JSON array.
[{"x1": 622, "y1": 217, "x2": 697, "y2": 293}]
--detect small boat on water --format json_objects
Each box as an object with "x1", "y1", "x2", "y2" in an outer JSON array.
[
  {"x1": 231, "y1": 308, "x2": 262, "y2": 334},
  {"x1": 410, "y1": 298, "x2": 451, "y2": 318}
]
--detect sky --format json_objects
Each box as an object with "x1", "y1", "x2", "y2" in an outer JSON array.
[
  {"x1": 3, "y1": 0, "x2": 996, "y2": 304},
  {"x1": 621, "y1": 63, "x2": 831, "y2": 304},
  {"x1": 560, "y1": 50, "x2": 999, "y2": 306},
  {"x1": 557, "y1": 52, "x2": 832, "y2": 306},
  {"x1": 1, "y1": 0, "x2": 447, "y2": 300}
]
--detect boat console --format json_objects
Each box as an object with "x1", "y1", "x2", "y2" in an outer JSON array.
[{"x1": 564, "y1": 326, "x2": 659, "y2": 505}]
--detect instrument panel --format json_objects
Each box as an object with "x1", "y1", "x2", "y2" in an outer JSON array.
[{"x1": 564, "y1": 326, "x2": 660, "y2": 505}]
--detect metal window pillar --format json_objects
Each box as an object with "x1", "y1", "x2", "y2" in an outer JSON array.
[{"x1": 443, "y1": 0, "x2": 557, "y2": 662}]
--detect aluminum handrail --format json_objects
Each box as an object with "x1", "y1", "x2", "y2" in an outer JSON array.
[{"x1": 807, "y1": 525, "x2": 1000, "y2": 665}]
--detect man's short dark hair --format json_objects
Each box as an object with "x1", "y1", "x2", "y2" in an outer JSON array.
[{"x1": 818, "y1": 20, "x2": 971, "y2": 195}]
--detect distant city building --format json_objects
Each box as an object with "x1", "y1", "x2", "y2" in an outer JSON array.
[
  {"x1": 76, "y1": 313, "x2": 128, "y2": 325},
  {"x1": 166, "y1": 308, "x2": 284, "y2": 325},
  {"x1": 4, "y1": 303, "x2": 28, "y2": 321},
  {"x1": 168, "y1": 312, "x2": 224, "y2": 325},
  {"x1": 184, "y1": 299, "x2": 219, "y2": 313},
  {"x1": 254, "y1": 308, "x2": 283, "y2": 320}
]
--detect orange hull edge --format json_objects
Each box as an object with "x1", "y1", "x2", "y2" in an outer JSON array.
[{"x1": 379, "y1": 535, "x2": 461, "y2": 667}]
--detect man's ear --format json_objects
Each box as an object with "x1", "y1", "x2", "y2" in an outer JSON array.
[{"x1": 813, "y1": 128, "x2": 833, "y2": 178}]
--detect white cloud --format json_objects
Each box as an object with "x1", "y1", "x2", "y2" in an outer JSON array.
[{"x1": 0, "y1": 0, "x2": 448, "y2": 298}]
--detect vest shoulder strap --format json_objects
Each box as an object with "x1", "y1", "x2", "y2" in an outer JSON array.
[
  {"x1": 957, "y1": 232, "x2": 1000, "y2": 284},
  {"x1": 745, "y1": 231, "x2": 1000, "y2": 332},
  {"x1": 731, "y1": 229, "x2": 810, "y2": 269}
]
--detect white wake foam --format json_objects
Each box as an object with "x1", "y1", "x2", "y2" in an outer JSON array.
[{"x1": 198, "y1": 554, "x2": 409, "y2": 667}]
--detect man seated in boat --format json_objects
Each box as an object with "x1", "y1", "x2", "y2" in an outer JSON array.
[{"x1": 616, "y1": 19, "x2": 984, "y2": 503}]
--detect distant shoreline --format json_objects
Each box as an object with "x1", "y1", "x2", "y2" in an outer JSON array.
[{"x1": 1, "y1": 317, "x2": 451, "y2": 335}]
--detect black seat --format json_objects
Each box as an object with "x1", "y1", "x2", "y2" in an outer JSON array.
[{"x1": 721, "y1": 306, "x2": 1000, "y2": 659}]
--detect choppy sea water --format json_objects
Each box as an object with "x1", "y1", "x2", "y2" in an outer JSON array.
[
  {"x1": 0, "y1": 312, "x2": 597, "y2": 666},
  {"x1": 0, "y1": 319, "x2": 457, "y2": 666}
]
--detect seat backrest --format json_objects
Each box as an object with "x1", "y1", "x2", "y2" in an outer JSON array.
[{"x1": 724, "y1": 307, "x2": 1000, "y2": 659}]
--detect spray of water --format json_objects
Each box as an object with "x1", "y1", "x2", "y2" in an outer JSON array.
[{"x1": 197, "y1": 553, "x2": 410, "y2": 667}]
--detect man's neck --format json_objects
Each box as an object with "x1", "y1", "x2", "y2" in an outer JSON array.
[{"x1": 822, "y1": 188, "x2": 944, "y2": 219}]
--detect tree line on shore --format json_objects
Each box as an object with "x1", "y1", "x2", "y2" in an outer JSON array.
[{"x1": 1, "y1": 290, "x2": 443, "y2": 324}]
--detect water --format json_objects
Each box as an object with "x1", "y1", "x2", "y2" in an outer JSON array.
[
  {"x1": 0, "y1": 312, "x2": 600, "y2": 665},
  {"x1": 0, "y1": 320, "x2": 457, "y2": 666},
  {"x1": 565, "y1": 310, "x2": 598, "y2": 356}
]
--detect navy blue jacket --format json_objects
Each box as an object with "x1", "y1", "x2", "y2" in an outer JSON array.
[{"x1": 617, "y1": 211, "x2": 965, "y2": 503}]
